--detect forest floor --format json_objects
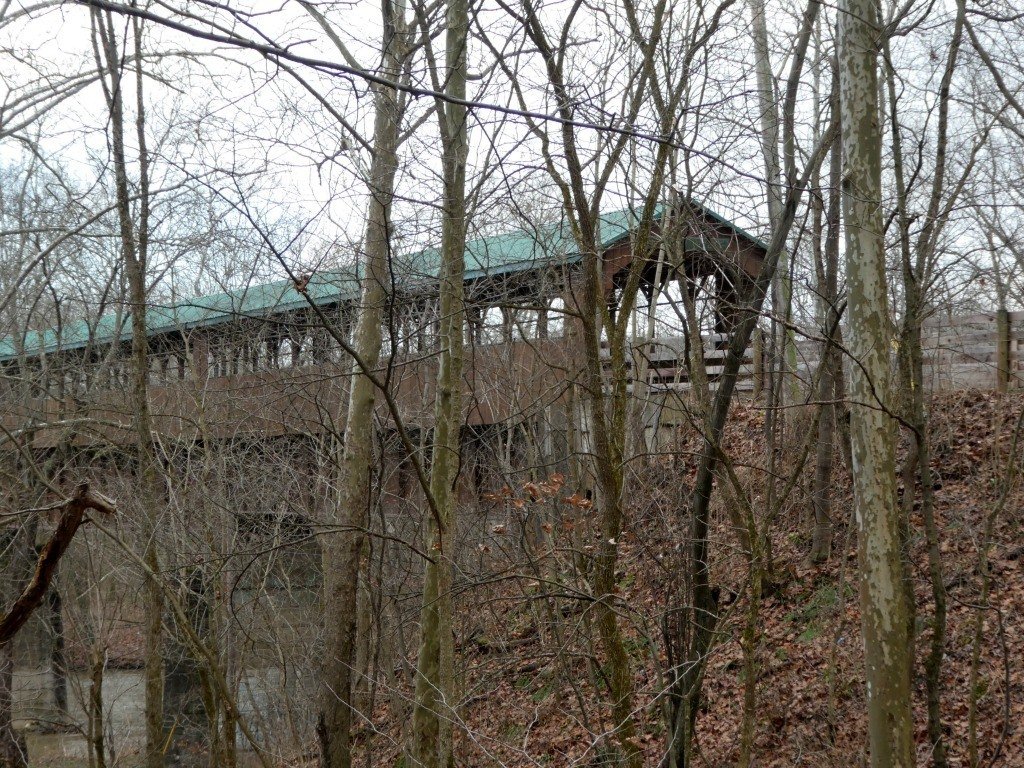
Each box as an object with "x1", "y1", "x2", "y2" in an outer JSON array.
[
  {"x1": 360, "y1": 389, "x2": 1023, "y2": 767},
  {"x1": 20, "y1": 391, "x2": 1024, "y2": 767}
]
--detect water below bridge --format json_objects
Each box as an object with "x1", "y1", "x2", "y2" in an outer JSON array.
[{"x1": 11, "y1": 666, "x2": 303, "y2": 767}]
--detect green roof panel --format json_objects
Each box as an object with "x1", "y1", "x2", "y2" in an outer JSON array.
[{"x1": 3, "y1": 203, "x2": 759, "y2": 363}]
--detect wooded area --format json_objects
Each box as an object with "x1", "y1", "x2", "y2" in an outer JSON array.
[{"x1": 0, "y1": 0, "x2": 1023, "y2": 766}]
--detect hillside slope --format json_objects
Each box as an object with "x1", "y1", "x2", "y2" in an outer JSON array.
[{"x1": 359, "y1": 391, "x2": 1023, "y2": 767}]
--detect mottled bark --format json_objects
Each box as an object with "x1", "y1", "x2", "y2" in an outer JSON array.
[{"x1": 837, "y1": 0, "x2": 914, "y2": 764}]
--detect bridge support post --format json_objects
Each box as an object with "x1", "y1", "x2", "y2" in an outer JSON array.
[
  {"x1": 996, "y1": 308, "x2": 1010, "y2": 392},
  {"x1": 752, "y1": 329, "x2": 764, "y2": 398}
]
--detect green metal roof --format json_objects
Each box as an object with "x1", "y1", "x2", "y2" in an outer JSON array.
[
  {"x1": 399, "y1": 205, "x2": 653, "y2": 284},
  {"x1": 0, "y1": 269, "x2": 361, "y2": 362},
  {"x1": 0, "y1": 202, "x2": 761, "y2": 363}
]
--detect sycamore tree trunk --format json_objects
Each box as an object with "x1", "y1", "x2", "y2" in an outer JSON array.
[
  {"x1": 93, "y1": 12, "x2": 165, "y2": 767},
  {"x1": 837, "y1": 1, "x2": 914, "y2": 765},
  {"x1": 314, "y1": 4, "x2": 407, "y2": 767},
  {"x1": 407, "y1": 0, "x2": 468, "y2": 765},
  {"x1": 811, "y1": 100, "x2": 842, "y2": 564}
]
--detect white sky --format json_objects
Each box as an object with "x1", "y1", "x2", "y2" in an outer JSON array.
[{"x1": 1, "y1": 0, "x2": 1018, "y2": 320}]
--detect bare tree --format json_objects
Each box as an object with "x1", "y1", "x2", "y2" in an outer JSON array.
[
  {"x1": 91, "y1": 11, "x2": 166, "y2": 766},
  {"x1": 838, "y1": 0, "x2": 914, "y2": 763},
  {"x1": 406, "y1": 0, "x2": 470, "y2": 763},
  {"x1": 300, "y1": 1, "x2": 415, "y2": 766}
]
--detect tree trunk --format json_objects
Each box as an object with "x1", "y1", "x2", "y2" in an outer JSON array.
[
  {"x1": 750, "y1": 0, "x2": 798, "y2": 409},
  {"x1": 811, "y1": 100, "x2": 842, "y2": 564},
  {"x1": 88, "y1": 645, "x2": 107, "y2": 768},
  {"x1": 0, "y1": 643, "x2": 25, "y2": 768},
  {"x1": 837, "y1": 0, "x2": 915, "y2": 764},
  {"x1": 47, "y1": 588, "x2": 67, "y2": 717},
  {"x1": 0, "y1": 496, "x2": 36, "y2": 768},
  {"x1": 92, "y1": 12, "x2": 165, "y2": 766},
  {"x1": 666, "y1": 4, "x2": 823, "y2": 759},
  {"x1": 313, "y1": 3, "x2": 407, "y2": 765},
  {"x1": 408, "y1": 0, "x2": 468, "y2": 764},
  {"x1": 887, "y1": 2, "x2": 965, "y2": 759}
]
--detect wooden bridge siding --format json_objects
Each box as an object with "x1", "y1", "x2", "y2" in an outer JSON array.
[
  {"x1": 1, "y1": 336, "x2": 576, "y2": 448},
  {"x1": 784, "y1": 309, "x2": 1024, "y2": 394},
  {"x1": 921, "y1": 309, "x2": 1024, "y2": 391}
]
